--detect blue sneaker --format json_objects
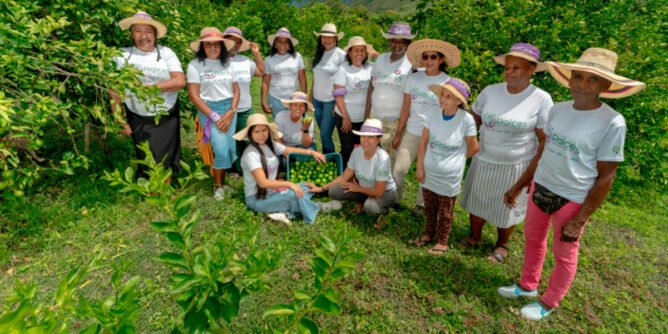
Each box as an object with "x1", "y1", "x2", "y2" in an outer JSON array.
[
  {"x1": 521, "y1": 302, "x2": 554, "y2": 320},
  {"x1": 498, "y1": 283, "x2": 538, "y2": 299}
]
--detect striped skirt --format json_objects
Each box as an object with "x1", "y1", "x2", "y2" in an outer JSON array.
[{"x1": 460, "y1": 156, "x2": 531, "y2": 228}]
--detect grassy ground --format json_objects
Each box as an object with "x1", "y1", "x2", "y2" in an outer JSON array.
[{"x1": 1, "y1": 77, "x2": 667, "y2": 333}]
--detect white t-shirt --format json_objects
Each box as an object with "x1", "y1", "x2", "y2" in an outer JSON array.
[
  {"x1": 473, "y1": 83, "x2": 553, "y2": 164},
  {"x1": 403, "y1": 71, "x2": 450, "y2": 136},
  {"x1": 534, "y1": 102, "x2": 626, "y2": 203},
  {"x1": 230, "y1": 55, "x2": 257, "y2": 112},
  {"x1": 275, "y1": 110, "x2": 315, "y2": 147},
  {"x1": 347, "y1": 146, "x2": 396, "y2": 192},
  {"x1": 333, "y1": 63, "x2": 372, "y2": 123},
  {"x1": 422, "y1": 109, "x2": 477, "y2": 197},
  {"x1": 312, "y1": 47, "x2": 346, "y2": 102},
  {"x1": 241, "y1": 142, "x2": 287, "y2": 198},
  {"x1": 370, "y1": 53, "x2": 413, "y2": 120},
  {"x1": 265, "y1": 52, "x2": 305, "y2": 100},
  {"x1": 186, "y1": 59, "x2": 238, "y2": 102},
  {"x1": 114, "y1": 46, "x2": 183, "y2": 116}
]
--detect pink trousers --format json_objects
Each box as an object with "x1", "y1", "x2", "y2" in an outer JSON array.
[{"x1": 519, "y1": 182, "x2": 585, "y2": 308}]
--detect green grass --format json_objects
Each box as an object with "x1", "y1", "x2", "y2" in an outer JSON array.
[{"x1": 1, "y1": 77, "x2": 667, "y2": 333}]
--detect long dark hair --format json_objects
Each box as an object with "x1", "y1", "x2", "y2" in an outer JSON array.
[
  {"x1": 271, "y1": 39, "x2": 296, "y2": 58},
  {"x1": 195, "y1": 41, "x2": 230, "y2": 67},
  {"x1": 312, "y1": 36, "x2": 338, "y2": 69},
  {"x1": 247, "y1": 125, "x2": 277, "y2": 199}
]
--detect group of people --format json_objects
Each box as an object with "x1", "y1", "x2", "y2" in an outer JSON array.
[{"x1": 111, "y1": 11, "x2": 645, "y2": 321}]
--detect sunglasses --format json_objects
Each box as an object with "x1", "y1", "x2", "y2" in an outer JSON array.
[{"x1": 422, "y1": 53, "x2": 440, "y2": 60}]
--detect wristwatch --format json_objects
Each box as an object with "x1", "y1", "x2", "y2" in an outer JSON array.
[{"x1": 302, "y1": 130, "x2": 309, "y2": 133}]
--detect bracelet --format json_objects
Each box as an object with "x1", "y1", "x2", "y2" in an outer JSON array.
[
  {"x1": 208, "y1": 112, "x2": 221, "y2": 122},
  {"x1": 303, "y1": 129, "x2": 309, "y2": 134},
  {"x1": 307, "y1": 149, "x2": 312, "y2": 156},
  {"x1": 332, "y1": 87, "x2": 347, "y2": 97}
]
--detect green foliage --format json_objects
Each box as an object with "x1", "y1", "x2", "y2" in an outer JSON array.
[
  {"x1": 264, "y1": 231, "x2": 363, "y2": 334},
  {"x1": 411, "y1": 0, "x2": 667, "y2": 193},
  {"x1": 0, "y1": 252, "x2": 141, "y2": 333},
  {"x1": 104, "y1": 143, "x2": 279, "y2": 332}
]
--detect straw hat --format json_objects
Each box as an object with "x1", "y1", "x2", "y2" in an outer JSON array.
[
  {"x1": 352, "y1": 119, "x2": 384, "y2": 136},
  {"x1": 118, "y1": 11, "x2": 167, "y2": 39},
  {"x1": 380, "y1": 22, "x2": 416, "y2": 40},
  {"x1": 281, "y1": 92, "x2": 314, "y2": 111},
  {"x1": 267, "y1": 27, "x2": 299, "y2": 47},
  {"x1": 429, "y1": 78, "x2": 471, "y2": 108},
  {"x1": 343, "y1": 36, "x2": 377, "y2": 54},
  {"x1": 189, "y1": 27, "x2": 235, "y2": 52},
  {"x1": 406, "y1": 39, "x2": 461, "y2": 68},
  {"x1": 493, "y1": 43, "x2": 547, "y2": 72},
  {"x1": 313, "y1": 23, "x2": 344, "y2": 40},
  {"x1": 223, "y1": 26, "x2": 251, "y2": 52},
  {"x1": 233, "y1": 113, "x2": 282, "y2": 141},
  {"x1": 546, "y1": 48, "x2": 646, "y2": 99}
]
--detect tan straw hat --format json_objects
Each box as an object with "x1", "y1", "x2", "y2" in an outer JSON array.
[
  {"x1": 493, "y1": 43, "x2": 547, "y2": 72},
  {"x1": 406, "y1": 39, "x2": 461, "y2": 68},
  {"x1": 267, "y1": 27, "x2": 299, "y2": 47},
  {"x1": 313, "y1": 23, "x2": 344, "y2": 40},
  {"x1": 189, "y1": 27, "x2": 235, "y2": 52},
  {"x1": 343, "y1": 36, "x2": 377, "y2": 54},
  {"x1": 223, "y1": 26, "x2": 251, "y2": 52},
  {"x1": 380, "y1": 22, "x2": 416, "y2": 40},
  {"x1": 281, "y1": 92, "x2": 314, "y2": 111},
  {"x1": 233, "y1": 113, "x2": 282, "y2": 141},
  {"x1": 429, "y1": 78, "x2": 471, "y2": 108},
  {"x1": 546, "y1": 47, "x2": 646, "y2": 99},
  {"x1": 352, "y1": 118, "x2": 384, "y2": 136},
  {"x1": 118, "y1": 11, "x2": 167, "y2": 39}
]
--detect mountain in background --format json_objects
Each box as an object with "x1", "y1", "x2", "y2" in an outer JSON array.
[{"x1": 292, "y1": 0, "x2": 419, "y2": 13}]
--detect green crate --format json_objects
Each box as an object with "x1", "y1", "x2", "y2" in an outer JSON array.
[{"x1": 287, "y1": 153, "x2": 343, "y2": 185}]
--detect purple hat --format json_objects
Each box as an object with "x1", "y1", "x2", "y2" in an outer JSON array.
[
  {"x1": 380, "y1": 22, "x2": 416, "y2": 40},
  {"x1": 493, "y1": 43, "x2": 547, "y2": 72},
  {"x1": 428, "y1": 78, "x2": 471, "y2": 108},
  {"x1": 352, "y1": 119, "x2": 384, "y2": 136},
  {"x1": 267, "y1": 27, "x2": 299, "y2": 47}
]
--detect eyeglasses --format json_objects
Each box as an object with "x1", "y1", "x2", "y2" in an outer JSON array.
[{"x1": 422, "y1": 54, "x2": 440, "y2": 60}]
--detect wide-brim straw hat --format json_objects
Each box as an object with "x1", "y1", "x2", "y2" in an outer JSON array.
[
  {"x1": 189, "y1": 27, "x2": 235, "y2": 52},
  {"x1": 313, "y1": 23, "x2": 344, "y2": 40},
  {"x1": 281, "y1": 92, "x2": 314, "y2": 111},
  {"x1": 118, "y1": 11, "x2": 167, "y2": 39},
  {"x1": 267, "y1": 27, "x2": 299, "y2": 47},
  {"x1": 233, "y1": 114, "x2": 282, "y2": 141},
  {"x1": 546, "y1": 47, "x2": 646, "y2": 99},
  {"x1": 493, "y1": 43, "x2": 547, "y2": 72},
  {"x1": 380, "y1": 22, "x2": 416, "y2": 40},
  {"x1": 352, "y1": 118, "x2": 384, "y2": 136},
  {"x1": 343, "y1": 36, "x2": 377, "y2": 54},
  {"x1": 406, "y1": 39, "x2": 461, "y2": 68},
  {"x1": 429, "y1": 78, "x2": 471, "y2": 108},
  {"x1": 223, "y1": 26, "x2": 251, "y2": 52}
]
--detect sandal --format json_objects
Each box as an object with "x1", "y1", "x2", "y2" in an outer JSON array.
[
  {"x1": 459, "y1": 237, "x2": 479, "y2": 249},
  {"x1": 373, "y1": 215, "x2": 388, "y2": 229},
  {"x1": 428, "y1": 243, "x2": 449, "y2": 255},
  {"x1": 410, "y1": 234, "x2": 432, "y2": 247},
  {"x1": 488, "y1": 246, "x2": 509, "y2": 263}
]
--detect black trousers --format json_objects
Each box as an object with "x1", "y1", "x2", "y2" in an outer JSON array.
[{"x1": 334, "y1": 113, "x2": 363, "y2": 166}]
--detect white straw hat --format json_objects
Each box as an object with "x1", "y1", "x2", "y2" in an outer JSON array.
[
  {"x1": 343, "y1": 36, "x2": 377, "y2": 54},
  {"x1": 353, "y1": 119, "x2": 384, "y2": 136},
  {"x1": 233, "y1": 114, "x2": 282, "y2": 141},
  {"x1": 118, "y1": 11, "x2": 167, "y2": 39},
  {"x1": 281, "y1": 92, "x2": 314, "y2": 111},
  {"x1": 189, "y1": 27, "x2": 235, "y2": 52},
  {"x1": 313, "y1": 23, "x2": 344, "y2": 40},
  {"x1": 267, "y1": 27, "x2": 299, "y2": 47}
]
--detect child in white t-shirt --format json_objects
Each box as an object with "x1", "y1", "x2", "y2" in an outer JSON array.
[{"x1": 414, "y1": 78, "x2": 479, "y2": 255}]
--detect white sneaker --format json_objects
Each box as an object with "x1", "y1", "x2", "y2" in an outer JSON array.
[
  {"x1": 267, "y1": 212, "x2": 292, "y2": 226},
  {"x1": 498, "y1": 284, "x2": 538, "y2": 299},
  {"x1": 319, "y1": 200, "x2": 342, "y2": 213},
  {"x1": 521, "y1": 302, "x2": 554, "y2": 321},
  {"x1": 214, "y1": 187, "x2": 226, "y2": 201}
]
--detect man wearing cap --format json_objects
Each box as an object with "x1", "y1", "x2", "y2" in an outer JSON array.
[
  {"x1": 499, "y1": 48, "x2": 646, "y2": 320},
  {"x1": 364, "y1": 22, "x2": 416, "y2": 161}
]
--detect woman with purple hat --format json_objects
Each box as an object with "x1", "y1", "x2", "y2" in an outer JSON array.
[
  {"x1": 310, "y1": 118, "x2": 397, "y2": 225},
  {"x1": 223, "y1": 26, "x2": 265, "y2": 171},
  {"x1": 413, "y1": 78, "x2": 479, "y2": 255},
  {"x1": 111, "y1": 11, "x2": 185, "y2": 179},
  {"x1": 262, "y1": 28, "x2": 307, "y2": 118},
  {"x1": 391, "y1": 39, "x2": 460, "y2": 213},
  {"x1": 459, "y1": 43, "x2": 554, "y2": 263},
  {"x1": 364, "y1": 22, "x2": 415, "y2": 161},
  {"x1": 498, "y1": 48, "x2": 645, "y2": 320},
  {"x1": 310, "y1": 23, "x2": 346, "y2": 154},
  {"x1": 186, "y1": 27, "x2": 240, "y2": 200}
]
